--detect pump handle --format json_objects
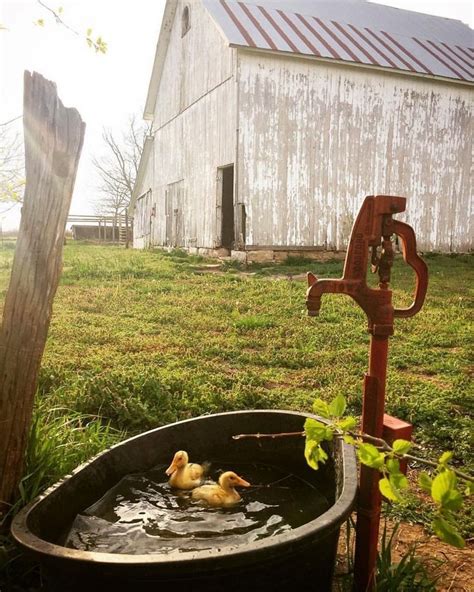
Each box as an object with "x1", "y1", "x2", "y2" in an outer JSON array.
[{"x1": 392, "y1": 220, "x2": 428, "y2": 318}]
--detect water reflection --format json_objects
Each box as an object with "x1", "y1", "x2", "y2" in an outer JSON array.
[{"x1": 65, "y1": 463, "x2": 329, "y2": 555}]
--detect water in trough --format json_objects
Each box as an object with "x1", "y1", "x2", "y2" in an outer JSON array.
[{"x1": 65, "y1": 461, "x2": 330, "y2": 555}]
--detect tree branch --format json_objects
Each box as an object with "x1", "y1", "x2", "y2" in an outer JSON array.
[
  {"x1": 232, "y1": 430, "x2": 473, "y2": 482},
  {"x1": 92, "y1": 117, "x2": 146, "y2": 216},
  {"x1": 37, "y1": 0, "x2": 79, "y2": 36}
]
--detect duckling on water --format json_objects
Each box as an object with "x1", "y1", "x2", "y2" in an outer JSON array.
[
  {"x1": 192, "y1": 471, "x2": 250, "y2": 507},
  {"x1": 166, "y1": 450, "x2": 205, "y2": 490}
]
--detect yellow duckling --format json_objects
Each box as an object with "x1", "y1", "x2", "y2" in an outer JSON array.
[
  {"x1": 165, "y1": 450, "x2": 205, "y2": 490},
  {"x1": 191, "y1": 471, "x2": 250, "y2": 507}
]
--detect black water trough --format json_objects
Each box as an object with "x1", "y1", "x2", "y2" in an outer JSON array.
[{"x1": 12, "y1": 410, "x2": 357, "y2": 592}]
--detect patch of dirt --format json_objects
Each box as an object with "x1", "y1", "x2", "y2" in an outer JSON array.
[
  {"x1": 263, "y1": 379, "x2": 296, "y2": 390},
  {"x1": 191, "y1": 265, "x2": 228, "y2": 276},
  {"x1": 190, "y1": 265, "x2": 309, "y2": 281},
  {"x1": 336, "y1": 518, "x2": 473, "y2": 591},
  {"x1": 260, "y1": 273, "x2": 308, "y2": 281}
]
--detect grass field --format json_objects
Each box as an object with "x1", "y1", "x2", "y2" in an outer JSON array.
[{"x1": 0, "y1": 241, "x2": 472, "y2": 586}]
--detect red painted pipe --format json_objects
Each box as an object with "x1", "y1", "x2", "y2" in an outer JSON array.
[
  {"x1": 353, "y1": 337, "x2": 389, "y2": 591},
  {"x1": 306, "y1": 196, "x2": 428, "y2": 592}
]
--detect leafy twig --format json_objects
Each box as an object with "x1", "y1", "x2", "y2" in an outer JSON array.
[
  {"x1": 37, "y1": 0, "x2": 77, "y2": 35},
  {"x1": 35, "y1": 1, "x2": 107, "y2": 53},
  {"x1": 232, "y1": 431, "x2": 304, "y2": 440},
  {"x1": 233, "y1": 393, "x2": 473, "y2": 549},
  {"x1": 232, "y1": 429, "x2": 473, "y2": 482}
]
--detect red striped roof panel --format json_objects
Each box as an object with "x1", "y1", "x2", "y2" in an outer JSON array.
[{"x1": 203, "y1": 0, "x2": 473, "y2": 82}]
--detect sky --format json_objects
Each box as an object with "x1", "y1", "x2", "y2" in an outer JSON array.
[
  {"x1": 0, "y1": 0, "x2": 472, "y2": 230},
  {"x1": 0, "y1": 0, "x2": 166, "y2": 229}
]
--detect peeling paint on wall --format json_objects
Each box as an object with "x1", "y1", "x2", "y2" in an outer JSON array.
[{"x1": 237, "y1": 52, "x2": 472, "y2": 252}]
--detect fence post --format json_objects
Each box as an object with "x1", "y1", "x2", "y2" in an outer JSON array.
[
  {"x1": 0, "y1": 71, "x2": 85, "y2": 517},
  {"x1": 125, "y1": 210, "x2": 130, "y2": 249}
]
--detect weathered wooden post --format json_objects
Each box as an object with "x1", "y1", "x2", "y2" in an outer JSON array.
[{"x1": 0, "y1": 71, "x2": 85, "y2": 518}]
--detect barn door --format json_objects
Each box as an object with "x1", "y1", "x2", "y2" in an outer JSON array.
[
  {"x1": 217, "y1": 165, "x2": 234, "y2": 250},
  {"x1": 165, "y1": 180, "x2": 184, "y2": 247}
]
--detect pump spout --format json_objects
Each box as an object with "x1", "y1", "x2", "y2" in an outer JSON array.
[
  {"x1": 306, "y1": 273, "x2": 348, "y2": 317},
  {"x1": 307, "y1": 294, "x2": 321, "y2": 316}
]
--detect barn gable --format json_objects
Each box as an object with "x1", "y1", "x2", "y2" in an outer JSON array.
[
  {"x1": 148, "y1": 0, "x2": 235, "y2": 127},
  {"x1": 132, "y1": 0, "x2": 237, "y2": 249}
]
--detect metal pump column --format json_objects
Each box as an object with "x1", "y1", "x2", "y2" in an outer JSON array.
[{"x1": 306, "y1": 195, "x2": 428, "y2": 592}]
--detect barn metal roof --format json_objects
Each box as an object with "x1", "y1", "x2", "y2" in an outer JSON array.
[{"x1": 203, "y1": 0, "x2": 473, "y2": 83}]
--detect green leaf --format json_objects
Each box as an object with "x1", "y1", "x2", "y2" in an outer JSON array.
[
  {"x1": 441, "y1": 489, "x2": 463, "y2": 512},
  {"x1": 465, "y1": 481, "x2": 473, "y2": 496},
  {"x1": 304, "y1": 440, "x2": 328, "y2": 471},
  {"x1": 418, "y1": 472, "x2": 433, "y2": 493},
  {"x1": 392, "y1": 439, "x2": 412, "y2": 455},
  {"x1": 432, "y1": 516, "x2": 465, "y2": 548},
  {"x1": 328, "y1": 394, "x2": 346, "y2": 418},
  {"x1": 438, "y1": 451, "x2": 453, "y2": 466},
  {"x1": 304, "y1": 418, "x2": 333, "y2": 443},
  {"x1": 312, "y1": 399, "x2": 330, "y2": 418},
  {"x1": 338, "y1": 416, "x2": 357, "y2": 431},
  {"x1": 358, "y1": 443, "x2": 385, "y2": 470},
  {"x1": 431, "y1": 470, "x2": 456, "y2": 506},
  {"x1": 389, "y1": 471, "x2": 408, "y2": 491},
  {"x1": 386, "y1": 458, "x2": 401, "y2": 475},
  {"x1": 379, "y1": 477, "x2": 402, "y2": 502},
  {"x1": 343, "y1": 434, "x2": 355, "y2": 445}
]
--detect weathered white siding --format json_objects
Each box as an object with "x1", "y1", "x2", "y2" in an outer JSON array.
[
  {"x1": 151, "y1": 80, "x2": 236, "y2": 247},
  {"x1": 134, "y1": 0, "x2": 236, "y2": 249},
  {"x1": 133, "y1": 137, "x2": 154, "y2": 248},
  {"x1": 154, "y1": 1, "x2": 234, "y2": 129},
  {"x1": 237, "y1": 51, "x2": 473, "y2": 252}
]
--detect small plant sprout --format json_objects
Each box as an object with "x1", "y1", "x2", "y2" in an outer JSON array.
[{"x1": 303, "y1": 394, "x2": 473, "y2": 548}]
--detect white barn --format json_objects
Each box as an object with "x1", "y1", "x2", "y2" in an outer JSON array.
[{"x1": 131, "y1": 0, "x2": 473, "y2": 258}]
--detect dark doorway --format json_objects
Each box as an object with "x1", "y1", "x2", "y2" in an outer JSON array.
[{"x1": 221, "y1": 165, "x2": 234, "y2": 249}]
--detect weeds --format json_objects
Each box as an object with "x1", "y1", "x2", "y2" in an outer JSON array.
[
  {"x1": 3, "y1": 404, "x2": 123, "y2": 521},
  {"x1": 375, "y1": 522, "x2": 440, "y2": 591},
  {"x1": 0, "y1": 402, "x2": 123, "y2": 591}
]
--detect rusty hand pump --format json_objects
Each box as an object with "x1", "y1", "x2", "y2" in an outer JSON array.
[{"x1": 306, "y1": 195, "x2": 428, "y2": 592}]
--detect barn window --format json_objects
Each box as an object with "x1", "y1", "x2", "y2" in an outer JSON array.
[{"x1": 181, "y1": 5, "x2": 191, "y2": 37}]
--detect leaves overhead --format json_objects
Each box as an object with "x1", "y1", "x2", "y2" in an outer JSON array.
[
  {"x1": 30, "y1": 2, "x2": 108, "y2": 53},
  {"x1": 432, "y1": 516, "x2": 465, "y2": 548}
]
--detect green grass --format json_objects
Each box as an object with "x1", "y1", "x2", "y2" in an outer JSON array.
[
  {"x1": 1, "y1": 242, "x2": 472, "y2": 467},
  {"x1": 0, "y1": 242, "x2": 472, "y2": 587}
]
